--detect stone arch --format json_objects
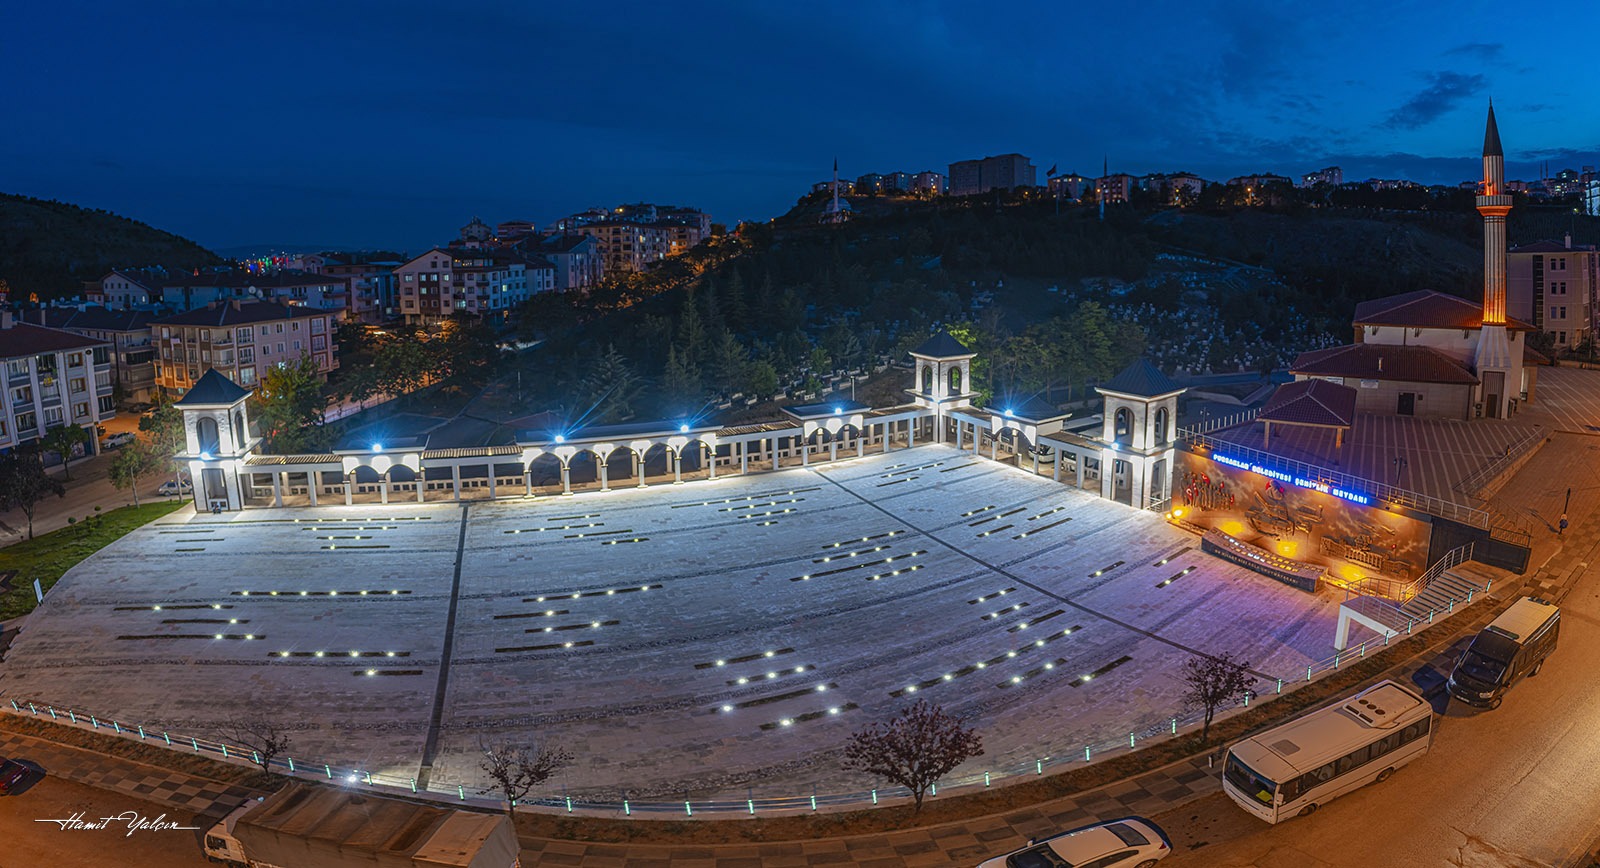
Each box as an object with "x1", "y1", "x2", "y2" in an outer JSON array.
[
  {"x1": 197, "y1": 416, "x2": 221, "y2": 454},
  {"x1": 1154, "y1": 407, "x2": 1169, "y2": 446},
  {"x1": 233, "y1": 409, "x2": 247, "y2": 449},
  {"x1": 1114, "y1": 407, "x2": 1134, "y2": 447},
  {"x1": 948, "y1": 365, "x2": 962, "y2": 396},
  {"x1": 922, "y1": 365, "x2": 934, "y2": 395}
]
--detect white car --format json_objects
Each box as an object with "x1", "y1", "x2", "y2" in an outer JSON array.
[
  {"x1": 101, "y1": 432, "x2": 137, "y2": 450},
  {"x1": 157, "y1": 479, "x2": 193, "y2": 496},
  {"x1": 978, "y1": 817, "x2": 1170, "y2": 868}
]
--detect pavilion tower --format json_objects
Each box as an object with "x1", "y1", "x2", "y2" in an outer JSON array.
[{"x1": 1473, "y1": 101, "x2": 1516, "y2": 416}]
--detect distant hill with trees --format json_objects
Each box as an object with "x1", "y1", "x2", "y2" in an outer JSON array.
[{"x1": 0, "y1": 193, "x2": 222, "y2": 301}]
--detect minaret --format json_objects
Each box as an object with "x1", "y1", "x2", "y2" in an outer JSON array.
[
  {"x1": 832, "y1": 158, "x2": 841, "y2": 216},
  {"x1": 1473, "y1": 101, "x2": 1515, "y2": 414}
]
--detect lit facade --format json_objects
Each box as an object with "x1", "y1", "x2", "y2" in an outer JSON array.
[
  {"x1": 151, "y1": 301, "x2": 339, "y2": 394},
  {"x1": 0, "y1": 312, "x2": 115, "y2": 454}
]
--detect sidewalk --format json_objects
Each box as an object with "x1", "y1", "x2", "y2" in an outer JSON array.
[
  {"x1": 0, "y1": 729, "x2": 261, "y2": 816},
  {"x1": 0, "y1": 452, "x2": 180, "y2": 547}
]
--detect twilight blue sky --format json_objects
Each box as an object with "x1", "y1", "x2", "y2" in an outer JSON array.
[{"x1": 4, "y1": 0, "x2": 1596, "y2": 253}]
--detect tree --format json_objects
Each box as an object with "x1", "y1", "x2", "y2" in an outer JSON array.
[
  {"x1": 254, "y1": 355, "x2": 329, "y2": 454},
  {"x1": 140, "y1": 396, "x2": 187, "y2": 492},
  {"x1": 660, "y1": 345, "x2": 702, "y2": 415},
  {"x1": 1179, "y1": 652, "x2": 1256, "y2": 743},
  {"x1": 841, "y1": 700, "x2": 983, "y2": 813},
  {"x1": 579, "y1": 345, "x2": 644, "y2": 423},
  {"x1": 39, "y1": 424, "x2": 91, "y2": 480},
  {"x1": 218, "y1": 716, "x2": 295, "y2": 774},
  {"x1": 479, "y1": 741, "x2": 572, "y2": 817},
  {"x1": 109, "y1": 442, "x2": 158, "y2": 507},
  {"x1": 0, "y1": 447, "x2": 66, "y2": 539}
]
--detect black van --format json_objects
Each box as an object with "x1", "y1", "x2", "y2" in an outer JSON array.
[{"x1": 1447, "y1": 596, "x2": 1559, "y2": 710}]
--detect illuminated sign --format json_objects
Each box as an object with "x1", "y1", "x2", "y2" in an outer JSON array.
[{"x1": 1213, "y1": 454, "x2": 1371, "y2": 505}]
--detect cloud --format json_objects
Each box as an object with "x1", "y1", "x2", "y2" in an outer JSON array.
[
  {"x1": 1383, "y1": 72, "x2": 1486, "y2": 130},
  {"x1": 1443, "y1": 42, "x2": 1503, "y2": 62}
]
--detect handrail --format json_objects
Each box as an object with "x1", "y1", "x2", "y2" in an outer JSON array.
[{"x1": 1453, "y1": 426, "x2": 1545, "y2": 499}]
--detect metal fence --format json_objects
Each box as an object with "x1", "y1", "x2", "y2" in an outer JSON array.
[{"x1": 2, "y1": 566, "x2": 1496, "y2": 819}]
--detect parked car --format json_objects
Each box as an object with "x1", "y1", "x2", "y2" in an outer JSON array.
[
  {"x1": 158, "y1": 479, "x2": 193, "y2": 496},
  {"x1": 101, "y1": 432, "x2": 138, "y2": 450},
  {"x1": 0, "y1": 758, "x2": 45, "y2": 795},
  {"x1": 978, "y1": 817, "x2": 1170, "y2": 868}
]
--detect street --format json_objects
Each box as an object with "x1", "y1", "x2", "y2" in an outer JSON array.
[
  {"x1": 0, "y1": 451, "x2": 186, "y2": 546},
  {"x1": 0, "y1": 774, "x2": 217, "y2": 868},
  {"x1": 1156, "y1": 558, "x2": 1600, "y2": 867}
]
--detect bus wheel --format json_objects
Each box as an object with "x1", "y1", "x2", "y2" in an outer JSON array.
[
  {"x1": 1488, "y1": 696, "x2": 1503, "y2": 710},
  {"x1": 1299, "y1": 803, "x2": 1318, "y2": 818},
  {"x1": 1376, "y1": 767, "x2": 1394, "y2": 783}
]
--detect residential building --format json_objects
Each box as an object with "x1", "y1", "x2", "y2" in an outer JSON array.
[
  {"x1": 524, "y1": 234, "x2": 604, "y2": 291},
  {"x1": 0, "y1": 311, "x2": 116, "y2": 454},
  {"x1": 948, "y1": 154, "x2": 1036, "y2": 196},
  {"x1": 89, "y1": 268, "x2": 167, "y2": 309},
  {"x1": 324, "y1": 256, "x2": 404, "y2": 324},
  {"x1": 21, "y1": 307, "x2": 157, "y2": 404},
  {"x1": 812, "y1": 179, "x2": 855, "y2": 195},
  {"x1": 1047, "y1": 173, "x2": 1091, "y2": 199},
  {"x1": 911, "y1": 171, "x2": 947, "y2": 196},
  {"x1": 459, "y1": 217, "x2": 493, "y2": 244},
  {"x1": 393, "y1": 248, "x2": 551, "y2": 325},
  {"x1": 1584, "y1": 177, "x2": 1600, "y2": 217},
  {"x1": 1167, "y1": 172, "x2": 1205, "y2": 203},
  {"x1": 1508, "y1": 238, "x2": 1599, "y2": 350},
  {"x1": 1299, "y1": 166, "x2": 1343, "y2": 187},
  {"x1": 549, "y1": 203, "x2": 710, "y2": 274},
  {"x1": 886, "y1": 172, "x2": 913, "y2": 192},
  {"x1": 855, "y1": 173, "x2": 886, "y2": 194},
  {"x1": 496, "y1": 220, "x2": 536, "y2": 239},
  {"x1": 159, "y1": 270, "x2": 350, "y2": 314},
  {"x1": 570, "y1": 222, "x2": 671, "y2": 273},
  {"x1": 1097, "y1": 173, "x2": 1135, "y2": 205},
  {"x1": 151, "y1": 301, "x2": 339, "y2": 394},
  {"x1": 1227, "y1": 173, "x2": 1293, "y2": 189},
  {"x1": 287, "y1": 253, "x2": 336, "y2": 274}
]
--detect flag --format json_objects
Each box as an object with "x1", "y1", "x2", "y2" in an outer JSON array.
[{"x1": 1046, "y1": 164, "x2": 1058, "y2": 177}]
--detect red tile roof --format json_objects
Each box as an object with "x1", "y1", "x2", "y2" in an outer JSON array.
[
  {"x1": 0, "y1": 321, "x2": 109, "y2": 359},
  {"x1": 1353, "y1": 290, "x2": 1534, "y2": 331},
  {"x1": 1291, "y1": 343, "x2": 1478, "y2": 385},
  {"x1": 1258, "y1": 378, "x2": 1357, "y2": 428}
]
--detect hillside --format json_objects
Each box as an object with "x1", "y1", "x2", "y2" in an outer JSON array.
[{"x1": 0, "y1": 193, "x2": 222, "y2": 300}]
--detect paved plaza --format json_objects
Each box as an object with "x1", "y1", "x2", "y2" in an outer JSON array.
[{"x1": 1, "y1": 444, "x2": 1346, "y2": 801}]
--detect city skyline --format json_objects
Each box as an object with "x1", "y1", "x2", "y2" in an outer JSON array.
[{"x1": 4, "y1": 0, "x2": 1598, "y2": 252}]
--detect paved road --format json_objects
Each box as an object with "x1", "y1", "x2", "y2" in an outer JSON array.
[
  {"x1": 1154, "y1": 556, "x2": 1600, "y2": 867},
  {"x1": 0, "y1": 774, "x2": 216, "y2": 868}
]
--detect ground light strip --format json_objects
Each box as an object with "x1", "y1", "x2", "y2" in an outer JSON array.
[
  {"x1": 494, "y1": 639, "x2": 597, "y2": 653},
  {"x1": 504, "y1": 523, "x2": 603, "y2": 534},
  {"x1": 822, "y1": 530, "x2": 902, "y2": 549},
  {"x1": 1068, "y1": 655, "x2": 1134, "y2": 686},
  {"x1": 968, "y1": 588, "x2": 1015, "y2": 604},
  {"x1": 525, "y1": 619, "x2": 620, "y2": 634},
  {"x1": 1027, "y1": 505, "x2": 1069, "y2": 521},
  {"x1": 693, "y1": 648, "x2": 796, "y2": 670},
  {"x1": 275, "y1": 650, "x2": 408, "y2": 658},
  {"x1": 724, "y1": 670, "x2": 819, "y2": 691},
  {"x1": 1152, "y1": 547, "x2": 1194, "y2": 567},
  {"x1": 1013, "y1": 517, "x2": 1073, "y2": 539},
  {"x1": 758, "y1": 702, "x2": 860, "y2": 730},
  {"x1": 888, "y1": 624, "x2": 1083, "y2": 697},
  {"x1": 492, "y1": 609, "x2": 570, "y2": 620},
  {"x1": 232, "y1": 589, "x2": 411, "y2": 598},
  {"x1": 981, "y1": 602, "x2": 1028, "y2": 620},
  {"x1": 789, "y1": 551, "x2": 927, "y2": 581},
  {"x1": 1088, "y1": 560, "x2": 1125, "y2": 578},
  {"x1": 882, "y1": 461, "x2": 942, "y2": 478},
  {"x1": 996, "y1": 657, "x2": 1071, "y2": 688},
  {"x1": 960, "y1": 505, "x2": 997, "y2": 518},
  {"x1": 720, "y1": 498, "x2": 803, "y2": 512},
  {"x1": 116, "y1": 633, "x2": 264, "y2": 641},
  {"x1": 736, "y1": 508, "x2": 796, "y2": 520},
  {"x1": 812, "y1": 544, "x2": 892, "y2": 562},
  {"x1": 563, "y1": 528, "x2": 634, "y2": 538},
  {"x1": 298, "y1": 526, "x2": 398, "y2": 532},
  {"x1": 115, "y1": 604, "x2": 233, "y2": 612},
  {"x1": 672, "y1": 487, "x2": 820, "y2": 509},
  {"x1": 1156, "y1": 566, "x2": 1198, "y2": 588},
  {"x1": 521, "y1": 584, "x2": 659, "y2": 602},
  {"x1": 1007, "y1": 610, "x2": 1066, "y2": 632},
  {"x1": 975, "y1": 524, "x2": 1014, "y2": 538}
]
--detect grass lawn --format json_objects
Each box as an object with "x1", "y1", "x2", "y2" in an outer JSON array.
[{"x1": 0, "y1": 500, "x2": 186, "y2": 621}]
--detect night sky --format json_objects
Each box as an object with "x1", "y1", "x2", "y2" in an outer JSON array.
[{"x1": 5, "y1": 1, "x2": 1596, "y2": 253}]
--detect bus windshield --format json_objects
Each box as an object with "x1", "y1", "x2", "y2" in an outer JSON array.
[{"x1": 1224, "y1": 754, "x2": 1277, "y2": 806}]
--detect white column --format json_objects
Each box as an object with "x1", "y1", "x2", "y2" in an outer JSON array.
[
  {"x1": 636, "y1": 451, "x2": 647, "y2": 488},
  {"x1": 706, "y1": 444, "x2": 716, "y2": 479},
  {"x1": 1032, "y1": 449, "x2": 1039, "y2": 476},
  {"x1": 417, "y1": 469, "x2": 427, "y2": 503},
  {"x1": 272, "y1": 472, "x2": 282, "y2": 507},
  {"x1": 673, "y1": 450, "x2": 683, "y2": 484},
  {"x1": 857, "y1": 431, "x2": 865, "y2": 458},
  {"x1": 801, "y1": 436, "x2": 809, "y2": 467},
  {"x1": 769, "y1": 436, "x2": 778, "y2": 469},
  {"x1": 908, "y1": 419, "x2": 916, "y2": 448},
  {"x1": 524, "y1": 469, "x2": 532, "y2": 497},
  {"x1": 599, "y1": 455, "x2": 610, "y2": 491},
  {"x1": 487, "y1": 463, "x2": 497, "y2": 500},
  {"x1": 380, "y1": 474, "x2": 390, "y2": 504},
  {"x1": 344, "y1": 476, "x2": 353, "y2": 506},
  {"x1": 451, "y1": 465, "x2": 461, "y2": 501},
  {"x1": 830, "y1": 435, "x2": 838, "y2": 462},
  {"x1": 307, "y1": 472, "x2": 319, "y2": 506},
  {"x1": 955, "y1": 421, "x2": 963, "y2": 450},
  {"x1": 740, "y1": 441, "x2": 749, "y2": 474},
  {"x1": 990, "y1": 431, "x2": 998, "y2": 461},
  {"x1": 561, "y1": 461, "x2": 572, "y2": 495},
  {"x1": 1076, "y1": 453, "x2": 1085, "y2": 488},
  {"x1": 1052, "y1": 453, "x2": 1061, "y2": 482}
]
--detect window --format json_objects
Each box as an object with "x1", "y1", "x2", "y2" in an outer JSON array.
[
  {"x1": 275, "y1": 323, "x2": 284, "y2": 334},
  {"x1": 240, "y1": 367, "x2": 256, "y2": 386},
  {"x1": 277, "y1": 343, "x2": 285, "y2": 354},
  {"x1": 74, "y1": 402, "x2": 89, "y2": 418},
  {"x1": 68, "y1": 352, "x2": 83, "y2": 367},
  {"x1": 44, "y1": 406, "x2": 63, "y2": 425},
  {"x1": 238, "y1": 327, "x2": 253, "y2": 343},
  {"x1": 69, "y1": 377, "x2": 86, "y2": 393},
  {"x1": 6, "y1": 360, "x2": 27, "y2": 378},
  {"x1": 0, "y1": 420, "x2": 7, "y2": 438},
  {"x1": 12, "y1": 385, "x2": 33, "y2": 404},
  {"x1": 16, "y1": 411, "x2": 35, "y2": 431},
  {"x1": 98, "y1": 396, "x2": 114, "y2": 413},
  {"x1": 293, "y1": 340, "x2": 301, "y2": 351},
  {"x1": 291, "y1": 321, "x2": 300, "y2": 332}
]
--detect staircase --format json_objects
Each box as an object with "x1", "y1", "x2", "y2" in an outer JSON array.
[
  {"x1": 1397, "y1": 569, "x2": 1485, "y2": 623},
  {"x1": 1334, "y1": 544, "x2": 1491, "y2": 650}
]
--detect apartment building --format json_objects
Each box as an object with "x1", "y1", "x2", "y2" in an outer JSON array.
[
  {"x1": 911, "y1": 171, "x2": 947, "y2": 196},
  {"x1": 151, "y1": 301, "x2": 339, "y2": 395},
  {"x1": 948, "y1": 154, "x2": 1036, "y2": 196},
  {"x1": 524, "y1": 234, "x2": 604, "y2": 291},
  {"x1": 1299, "y1": 166, "x2": 1344, "y2": 187},
  {"x1": 89, "y1": 269, "x2": 166, "y2": 309},
  {"x1": 548, "y1": 203, "x2": 711, "y2": 275},
  {"x1": 393, "y1": 248, "x2": 553, "y2": 325},
  {"x1": 324, "y1": 257, "x2": 403, "y2": 324},
  {"x1": 1047, "y1": 173, "x2": 1091, "y2": 199},
  {"x1": 158, "y1": 270, "x2": 350, "y2": 314},
  {"x1": 1508, "y1": 239, "x2": 1599, "y2": 350},
  {"x1": 22, "y1": 307, "x2": 157, "y2": 404},
  {"x1": 0, "y1": 311, "x2": 115, "y2": 455},
  {"x1": 1097, "y1": 173, "x2": 1135, "y2": 205}
]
